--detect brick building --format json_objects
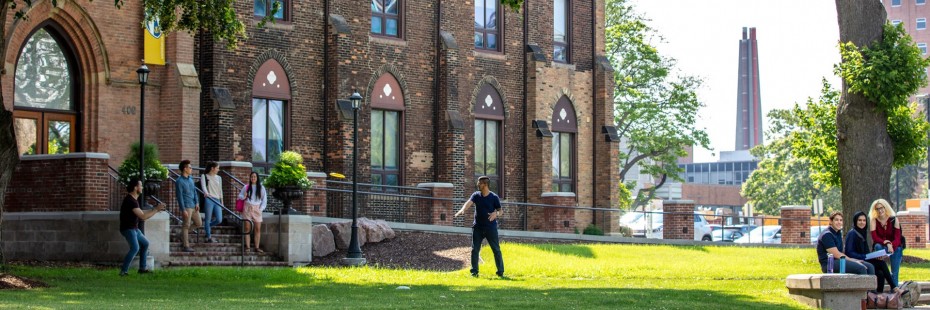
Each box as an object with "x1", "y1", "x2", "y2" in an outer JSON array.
[{"x1": 6, "y1": 0, "x2": 620, "y2": 233}]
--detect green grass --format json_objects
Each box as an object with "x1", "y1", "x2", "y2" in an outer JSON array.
[{"x1": 4, "y1": 243, "x2": 930, "y2": 309}]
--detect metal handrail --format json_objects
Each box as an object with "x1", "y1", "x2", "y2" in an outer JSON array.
[
  {"x1": 167, "y1": 169, "x2": 254, "y2": 265},
  {"x1": 323, "y1": 179, "x2": 432, "y2": 192},
  {"x1": 107, "y1": 166, "x2": 182, "y2": 224}
]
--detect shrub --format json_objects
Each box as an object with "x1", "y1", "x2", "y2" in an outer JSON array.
[
  {"x1": 582, "y1": 224, "x2": 604, "y2": 236},
  {"x1": 117, "y1": 142, "x2": 169, "y2": 184},
  {"x1": 264, "y1": 151, "x2": 314, "y2": 190}
]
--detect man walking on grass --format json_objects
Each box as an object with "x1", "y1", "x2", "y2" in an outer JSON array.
[{"x1": 455, "y1": 176, "x2": 504, "y2": 278}]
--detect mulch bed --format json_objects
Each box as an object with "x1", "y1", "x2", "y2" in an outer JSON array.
[{"x1": 0, "y1": 274, "x2": 49, "y2": 290}]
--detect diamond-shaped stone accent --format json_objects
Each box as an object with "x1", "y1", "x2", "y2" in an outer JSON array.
[
  {"x1": 384, "y1": 84, "x2": 393, "y2": 97},
  {"x1": 485, "y1": 95, "x2": 493, "y2": 107},
  {"x1": 267, "y1": 71, "x2": 277, "y2": 85},
  {"x1": 559, "y1": 108, "x2": 567, "y2": 120}
]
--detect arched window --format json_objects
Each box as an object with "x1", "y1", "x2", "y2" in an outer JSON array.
[
  {"x1": 551, "y1": 96, "x2": 576, "y2": 192},
  {"x1": 14, "y1": 27, "x2": 79, "y2": 155},
  {"x1": 474, "y1": 84, "x2": 504, "y2": 195},
  {"x1": 371, "y1": 73, "x2": 404, "y2": 190},
  {"x1": 251, "y1": 59, "x2": 291, "y2": 173}
]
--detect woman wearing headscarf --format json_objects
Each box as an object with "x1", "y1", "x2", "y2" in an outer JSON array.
[
  {"x1": 871, "y1": 198, "x2": 904, "y2": 288},
  {"x1": 846, "y1": 211, "x2": 898, "y2": 293}
]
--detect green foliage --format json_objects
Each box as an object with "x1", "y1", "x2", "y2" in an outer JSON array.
[
  {"x1": 834, "y1": 22, "x2": 930, "y2": 169},
  {"x1": 263, "y1": 151, "x2": 313, "y2": 190},
  {"x1": 605, "y1": 0, "x2": 711, "y2": 186},
  {"x1": 116, "y1": 142, "x2": 169, "y2": 184},
  {"x1": 582, "y1": 224, "x2": 604, "y2": 236},
  {"x1": 617, "y1": 181, "x2": 633, "y2": 210},
  {"x1": 742, "y1": 81, "x2": 842, "y2": 215},
  {"x1": 500, "y1": 0, "x2": 522, "y2": 12}
]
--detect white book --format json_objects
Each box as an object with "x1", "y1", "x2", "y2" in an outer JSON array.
[{"x1": 865, "y1": 249, "x2": 889, "y2": 260}]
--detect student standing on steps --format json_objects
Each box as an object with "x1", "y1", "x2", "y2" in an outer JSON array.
[
  {"x1": 454, "y1": 176, "x2": 505, "y2": 278},
  {"x1": 238, "y1": 172, "x2": 267, "y2": 253},
  {"x1": 119, "y1": 177, "x2": 165, "y2": 276},
  {"x1": 200, "y1": 161, "x2": 223, "y2": 243},
  {"x1": 176, "y1": 160, "x2": 203, "y2": 252}
]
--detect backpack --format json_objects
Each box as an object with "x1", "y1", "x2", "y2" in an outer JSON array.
[
  {"x1": 196, "y1": 175, "x2": 210, "y2": 211},
  {"x1": 899, "y1": 281, "x2": 921, "y2": 308}
]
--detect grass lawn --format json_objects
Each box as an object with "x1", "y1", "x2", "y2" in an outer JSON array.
[{"x1": 3, "y1": 243, "x2": 930, "y2": 309}]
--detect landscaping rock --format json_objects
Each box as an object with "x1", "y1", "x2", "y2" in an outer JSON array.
[
  {"x1": 312, "y1": 224, "x2": 335, "y2": 257},
  {"x1": 328, "y1": 221, "x2": 366, "y2": 250},
  {"x1": 360, "y1": 218, "x2": 385, "y2": 243},
  {"x1": 375, "y1": 219, "x2": 396, "y2": 239}
]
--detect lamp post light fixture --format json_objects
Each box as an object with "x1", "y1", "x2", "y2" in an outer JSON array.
[
  {"x1": 137, "y1": 63, "x2": 150, "y2": 191},
  {"x1": 342, "y1": 89, "x2": 366, "y2": 266}
]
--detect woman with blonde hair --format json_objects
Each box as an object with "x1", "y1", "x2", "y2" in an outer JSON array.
[{"x1": 870, "y1": 198, "x2": 903, "y2": 287}]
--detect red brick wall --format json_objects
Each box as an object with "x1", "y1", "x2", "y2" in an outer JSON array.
[
  {"x1": 780, "y1": 206, "x2": 811, "y2": 245},
  {"x1": 897, "y1": 211, "x2": 927, "y2": 248},
  {"x1": 5, "y1": 154, "x2": 110, "y2": 212},
  {"x1": 527, "y1": 194, "x2": 577, "y2": 233},
  {"x1": 300, "y1": 172, "x2": 328, "y2": 217},
  {"x1": 415, "y1": 183, "x2": 454, "y2": 226},
  {"x1": 663, "y1": 201, "x2": 695, "y2": 240}
]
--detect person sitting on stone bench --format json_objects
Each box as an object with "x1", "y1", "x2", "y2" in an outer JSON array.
[
  {"x1": 846, "y1": 211, "x2": 899, "y2": 293},
  {"x1": 817, "y1": 211, "x2": 875, "y2": 275}
]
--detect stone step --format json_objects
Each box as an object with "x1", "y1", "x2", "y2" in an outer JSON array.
[
  {"x1": 165, "y1": 260, "x2": 290, "y2": 267},
  {"x1": 170, "y1": 243, "x2": 247, "y2": 253},
  {"x1": 167, "y1": 253, "x2": 279, "y2": 262},
  {"x1": 170, "y1": 233, "x2": 245, "y2": 244},
  {"x1": 170, "y1": 226, "x2": 243, "y2": 234}
]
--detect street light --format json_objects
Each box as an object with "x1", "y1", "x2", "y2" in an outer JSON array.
[
  {"x1": 342, "y1": 89, "x2": 366, "y2": 266},
  {"x1": 137, "y1": 63, "x2": 150, "y2": 191}
]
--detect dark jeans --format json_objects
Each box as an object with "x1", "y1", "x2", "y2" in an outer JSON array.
[
  {"x1": 868, "y1": 258, "x2": 896, "y2": 292},
  {"x1": 822, "y1": 258, "x2": 874, "y2": 275},
  {"x1": 120, "y1": 228, "x2": 149, "y2": 273},
  {"x1": 471, "y1": 226, "x2": 504, "y2": 276}
]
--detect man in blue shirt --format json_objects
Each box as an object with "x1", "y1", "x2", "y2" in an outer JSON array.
[
  {"x1": 175, "y1": 160, "x2": 202, "y2": 252},
  {"x1": 455, "y1": 176, "x2": 504, "y2": 278},
  {"x1": 816, "y1": 211, "x2": 874, "y2": 275}
]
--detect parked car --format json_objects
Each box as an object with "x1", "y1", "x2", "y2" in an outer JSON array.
[
  {"x1": 734, "y1": 225, "x2": 782, "y2": 244},
  {"x1": 810, "y1": 225, "x2": 828, "y2": 244},
  {"x1": 711, "y1": 227, "x2": 744, "y2": 242},
  {"x1": 620, "y1": 212, "x2": 644, "y2": 228},
  {"x1": 694, "y1": 214, "x2": 713, "y2": 241}
]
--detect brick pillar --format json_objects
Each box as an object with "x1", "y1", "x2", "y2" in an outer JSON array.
[
  {"x1": 417, "y1": 183, "x2": 454, "y2": 226},
  {"x1": 5, "y1": 153, "x2": 110, "y2": 211},
  {"x1": 896, "y1": 210, "x2": 927, "y2": 248},
  {"x1": 663, "y1": 200, "x2": 695, "y2": 240},
  {"x1": 157, "y1": 31, "x2": 201, "y2": 165},
  {"x1": 299, "y1": 172, "x2": 327, "y2": 217},
  {"x1": 218, "y1": 161, "x2": 252, "y2": 210},
  {"x1": 780, "y1": 206, "x2": 811, "y2": 245},
  {"x1": 593, "y1": 55, "x2": 620, "y2": 234},
  {"x1": 528, "y1": 192, "x2": 576, "y2": 233}
]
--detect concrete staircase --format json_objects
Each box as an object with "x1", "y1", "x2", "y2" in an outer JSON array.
[{"x1": 166, "y1": 224, "x2": 288, "y2": 267}]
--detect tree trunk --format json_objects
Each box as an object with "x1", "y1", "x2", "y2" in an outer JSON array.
[
  {"x1": 835, "y1": 0, "x2": 891, "y2": 233},
  {"x1": 0, "y1": 2, "x2": 14, "y2": 266}
]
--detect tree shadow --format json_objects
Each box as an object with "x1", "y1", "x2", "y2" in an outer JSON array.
[{"x1": 524, "y1": 244, "x2": 597, "y2": 259}]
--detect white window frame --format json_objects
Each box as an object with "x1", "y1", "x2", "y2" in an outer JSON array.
[
  {"x1": 919, "y1": 18, "x2": 927, "y2": 30},
  {"x1": 893, "y1": 0, "x2": 903, "y2": 6},
  {"x1": 920, "y1": 43, "x2": 928, "y2": 55},
  {"x1": 919, "y1": 0, "x2": 927, "y2": 5},
  {"x1": 892, "y1": 20, "x2": 903, "y2": 26}
]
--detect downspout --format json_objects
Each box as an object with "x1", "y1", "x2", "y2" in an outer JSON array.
[
  {"x1": 322, "y1": 0, "x2": 331, "y2": 173},
  {"x1": 433, "y1": 0, "x2": 441, "y2": 182},
  {"x1": 591, "y1": 0, "x2": 598, "y2": 227},
  {"x1": 522, "y1": 0, "x2": 529, "y2": 230}
]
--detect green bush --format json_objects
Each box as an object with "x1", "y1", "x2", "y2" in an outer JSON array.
[
  {"x1": 264, "y1": 151, "x2": 314, "y2": 190},
  {"x1": 117, "y1": 142, "x2": 169, "y2": 184},
  {"x1": 618, "y1": 226, "x2": 632, "y2": 237},
  {"x1": 582, "y1": 224, "x2": 604, "y2": 236}
]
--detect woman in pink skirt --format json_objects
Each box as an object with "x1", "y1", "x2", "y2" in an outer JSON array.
[{"x1": 237, "y1": 172, "x2": 267, "y2": 252}]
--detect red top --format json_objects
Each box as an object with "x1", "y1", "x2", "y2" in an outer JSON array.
[{"x1": 872, "y1": 217, "x2": 902, "y2": 249}]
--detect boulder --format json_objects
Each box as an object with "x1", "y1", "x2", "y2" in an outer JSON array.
[
  {"x1": 311, "y1": 224, "x2": 336, "y2": 257},
  {"x1": 360, "y1": 218, "x2": 385, "y2": 243},
  {"x1": 328, "y1": 221, "x2": 366, "y2": 250},
  {"x1": 375, "y1": 219, "x2": 396, "y2": 239}
]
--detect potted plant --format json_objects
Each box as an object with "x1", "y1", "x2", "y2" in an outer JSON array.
[
  {"x1": 264, "y1": 150, "x2": 314, "y2": 214},
  {"x1": 117, "y1": 142, "x2": 169, "y2": 196}
]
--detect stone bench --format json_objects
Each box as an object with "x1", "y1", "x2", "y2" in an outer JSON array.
[{"x1": 786, "y1": 274, "x2": 875, "y2": 309}]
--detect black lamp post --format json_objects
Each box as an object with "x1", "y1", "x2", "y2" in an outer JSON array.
[
  {"x1": 342, "y1": 89, "x2": 366, "y2": 266},
  {"x1": 137, "y1": 63, "x2": 150, "y2": 192}
]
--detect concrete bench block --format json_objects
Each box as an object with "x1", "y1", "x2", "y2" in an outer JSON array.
[{"x1": 786, "y1": 274, "x2": 875, "y2": 309}]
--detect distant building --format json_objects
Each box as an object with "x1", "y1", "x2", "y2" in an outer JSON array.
[
  {"x1": 735, "y1": 27, "x2": 763, "y2": 151},
  {"x1": 883, "y1": 0, "x2": 930, "y2": 97}
]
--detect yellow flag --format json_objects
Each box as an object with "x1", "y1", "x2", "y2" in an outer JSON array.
[{"x1": 143, "y1": 11, "x2": 165, "y2": 65}]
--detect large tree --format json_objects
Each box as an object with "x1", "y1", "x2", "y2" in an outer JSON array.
[
  {"x1": 0, "y1": 0, "x2": 276, "y2": 265},
  {"x1": 834, "y1": 0, "x2": 930, "y2": 231},
  {"x1": 741, "y1": 81, "x2": 841, "y2": 215},
  {"x1": 605, "y1": 0, "x2": 711, "y2": 207}
]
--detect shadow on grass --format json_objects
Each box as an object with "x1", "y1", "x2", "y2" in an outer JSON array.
[{"x1": 0, "y1": 267, "x2": 805, "y2": 309}]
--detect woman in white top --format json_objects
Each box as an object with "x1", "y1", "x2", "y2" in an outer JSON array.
[
  {"x1": 200, "y1": 162, "x2": 223, "y2": 243},
  {"x1": 237, "y1": 171, "x2": 267, "y2": 252}
]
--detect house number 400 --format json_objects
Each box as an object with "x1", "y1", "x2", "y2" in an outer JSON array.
[{"x1": 122, "y1": 106, "x2": 136, "y2": 115}]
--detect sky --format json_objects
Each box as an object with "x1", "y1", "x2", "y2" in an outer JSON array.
[{"x1": 630, "y1": 0, "x2": 842, "y2": 162}]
